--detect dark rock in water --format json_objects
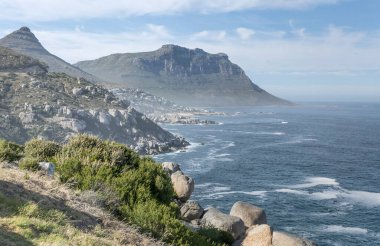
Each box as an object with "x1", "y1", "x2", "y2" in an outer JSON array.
[
  {"x1": 75, "y1": 44, "x2": 292, "y2": 107},
  {"x1": 0, "y1": 27, "x2": 98, "y2": 82}
]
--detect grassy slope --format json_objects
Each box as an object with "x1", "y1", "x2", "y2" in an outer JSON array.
[{"x1": 0, "y1": 162, "x2": 163, "y2": 246}]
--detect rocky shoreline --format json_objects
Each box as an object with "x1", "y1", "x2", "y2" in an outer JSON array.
[{"x1": 161, "y1": 161, "x2": 317, "y2": 246}]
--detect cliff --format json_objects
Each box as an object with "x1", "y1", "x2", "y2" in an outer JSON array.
[{"x1": 75, "y1": 44, "x2": 291, "y2": 107}]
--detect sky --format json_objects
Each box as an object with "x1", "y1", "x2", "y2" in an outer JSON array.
[{"x1": 0, "y1": 0, "x2": 379, "y2": 102}]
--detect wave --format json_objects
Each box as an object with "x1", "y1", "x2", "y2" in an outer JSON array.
[
  {"x1": 277, "y1": 177, "x2": 380, "y2": 208},
  {"x1": 319, "y1": 225, "x2": 368, "y2": 235},
  {"x1": 198, "y1": 190, "x2": 267, "y2": 200}
]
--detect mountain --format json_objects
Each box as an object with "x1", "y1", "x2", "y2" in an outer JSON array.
[
  {"x1": 0, "y1": 48, "x2": 188, "y2": 154},
  {"x1": 0, "y1": 46, "x2": 48, "y2": 75},
  {"x1": 0, "y1": 27, "x2": 97, "y2": 82},
  {"x1": 75, "y1": 44, "x2": 291, "y2": 107}
]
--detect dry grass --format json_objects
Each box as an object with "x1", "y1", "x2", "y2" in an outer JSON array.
[{"x1": 0, "y1": 162, "x2": 164, "y2": 246}]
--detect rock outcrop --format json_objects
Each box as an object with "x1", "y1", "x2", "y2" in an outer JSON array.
[
  {"x1": 272, "y1": 231, "x2": 317, "y2": 246},
  {"x1": 0, "y1": 27, "x2": 97, "y2": 82},
  {"x1": 0, "y1": 62, "x2": 188, "y2": 154},
  {"x1": 111, "y1": 88, "x2": 220, "y2": 125},
  {"x1": 162, "y1": 162, "x2": 317, "y2": 245},
  {"x1": 76, "y1": 45, "x2": 292, "y2": 107},
  {"x1": 201, "y1": 208, "x2": 245, "y2": 240},
  {"x1": 180, "y1": 200, "x2": 204, "y2": 221},
  {"x1": 230, "y1": 201, "x2": 267, "y2": 227},
  {"x1": 240, "y1": 224, "x2": 273, "y2": 246},
  {"x1": 171, "y1": 171, "x2": 194, "y2": 202}
]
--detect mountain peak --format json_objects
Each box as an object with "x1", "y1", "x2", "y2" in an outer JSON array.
[
  {"x1": 0, "y1": 27, "x2": 99, "y2": 82},
  {"x1": 19, "y1": 26, "x2": 31, "y2": 32},
  {"x1": 0, "y1": 26, "x2": 43, "y2": 50}
]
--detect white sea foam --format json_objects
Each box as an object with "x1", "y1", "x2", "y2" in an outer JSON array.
[
  {"x1": 320, "y1": 225, "x2": 368, "y2": 235},
  {"x1": 278, "y1": 177, "x2": 380, "y2": 208},
  {"x1": 281, "y1": 121, "x2": 288, "y2": 124},
  {"x1": 287, "y1": 177, "x2": 339, "y2": 189},
  {"x1": 199, "y1": 190, "x2": 267, "y2": 199}
]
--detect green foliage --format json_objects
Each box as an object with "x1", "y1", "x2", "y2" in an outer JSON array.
[
  {"x1": 0, "y1": 139, "x2": 24, "y2": 162},
  {"x1": 198, "y1": 228, "x2": 234, "y2": 245},
  {"x1": 0, "y1": 134, "x2": 231, "y2": 245},
  {"x1": 19, "y1": 157, "x2": 39, "y2": 171},
  {"x1": 54, "y1": 134, "x2": 231, "y2": 245},
  {"x1": 24, "y1": 139, "x2": 61, "y2": 162}
]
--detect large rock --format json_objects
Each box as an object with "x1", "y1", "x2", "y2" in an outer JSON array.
[
  {"x1": 241, "y1": 224, "x2": 273, "y2": 246},
  {"x1": 38, "y1": 162, "x2": 55, "y2": 176},
  {"x1": 162, "y1": 162, "x2": 180, "y2": 174},
  {"x1": 171, "y1": 171, "x2": 194, "y2": 201},
  {"x1": 201, "y1": 208, "x2": 245, "y2": 240},
  {"x1": 180, "y1": 200, "x2": 204, "y2": 221},
  {"x1": 230, "y1": 201, "x2": 267, "y2": 227},
  {"x1": 272, "y1": 231, "x2": 316, "y2": 246}
]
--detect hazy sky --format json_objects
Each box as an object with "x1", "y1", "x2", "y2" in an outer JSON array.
[{"x1": 0, "y1": 0, "x2": 379, "y2": 102}]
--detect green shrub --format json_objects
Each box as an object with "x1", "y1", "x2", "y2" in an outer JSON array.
[
  {"x1": 198, "y1": 228, "x2": 234, "y2": 245},
  {"x1": 24, "y1": 139, "x2": 61, "y2": 162},
  {"x1": 0, "y1": 139, "x2": 23, "y2": 162},
  {"x1": 54, "y1": 134, "x2": 230, "y2": 245},
  {"x1": 19, "y1": 157, "x2": 39, "y2": 171}
]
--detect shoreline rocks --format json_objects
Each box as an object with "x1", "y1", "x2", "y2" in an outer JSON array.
[
  {"x1": 161, "y1": 161, "x2": 317, "y2": 245},
  {"x1": 201, "y1": 208, "x2": 245, "y2": 240},
  {"x1": 170, "y1": 171, "x2": 194, "y2": 202},
  {"x1": 230, "y1": 201, "x2": 267, "y2": 228}
]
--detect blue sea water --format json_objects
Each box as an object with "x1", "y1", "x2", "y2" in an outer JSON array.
[{"x1": 154, "y1": 103, "x2": 380, "y2": 246}]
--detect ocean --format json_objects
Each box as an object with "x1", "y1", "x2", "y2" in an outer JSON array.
[{"x1": 154, "y1": 103, "x2": 380, "y2": 246}]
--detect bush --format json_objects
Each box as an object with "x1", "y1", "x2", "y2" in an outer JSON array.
[
  {"x1": 0, "y1": 139, "x2": 23, "y2": 162},
  {"x1": 24, "y1": 139, "x2": 61, "y2": 162},
  {"x1": 19, "y1": 157, "x2": 39, "y2": 171},
  {"x1": 54, "y1": 134, "x2": 230, "y2": 245}
]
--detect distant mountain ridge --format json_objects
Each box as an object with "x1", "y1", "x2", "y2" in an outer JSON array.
[
  {"x1": 0, "y1": 27, "x2": 98, "y2": 82},
  {"x1": 0, "y1": 29, "x2": 188, "y2": 154},
  {"x1": 75, "y1": 44, "x2": 291, "y2": 107}
]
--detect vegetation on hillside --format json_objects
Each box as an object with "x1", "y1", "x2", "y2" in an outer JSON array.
[{"x1": 0, "y1": 136, "x2": 233, "y2": 245}]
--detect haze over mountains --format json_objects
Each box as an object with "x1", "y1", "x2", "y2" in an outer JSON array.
[{"x1": 75, "y1": 44, "x2": 291, "y2": 107}]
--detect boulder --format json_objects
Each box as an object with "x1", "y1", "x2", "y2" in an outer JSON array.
[
  {"x1": 241, "y1": 224, "x2": 273, "y2": 246},
  {"x1": 230, "y1": 201, "x2": 267, "y2": 227},
  {"x1": 180, "y1": 200, "x2": 204, "y2": 221},
  {"x1": 72, "y1": 87, "x2": 86, "y2": 96},
  {"x1": 272, "y1": 231, "x2": 316, "y2": 246},
  {"x1": 201, "y1": 208, "x2": 245, "y2": 240},
  {"x1": 162, "y1": 161, "x2": 181, "y2": 173},
  {"x1": 171, "y1": 171, "x2": 194, "y2": 201},
  {"x1": 38, "y1": 162, "x2": 55, "y2": 176}
]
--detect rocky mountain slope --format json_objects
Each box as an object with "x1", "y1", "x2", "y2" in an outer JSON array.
[
  {"x1": 0, "y1": 27, "x2": 97, "y2": 82},
  {"x1": 76, "y1": 44, "x2": 291, "y2": 107},
  {"x1": 0, "y1": 49, "x2": 188, "y2": 154},
  {"x1": 110, "y1": 88, "x2": 219, "y2": 124}
]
